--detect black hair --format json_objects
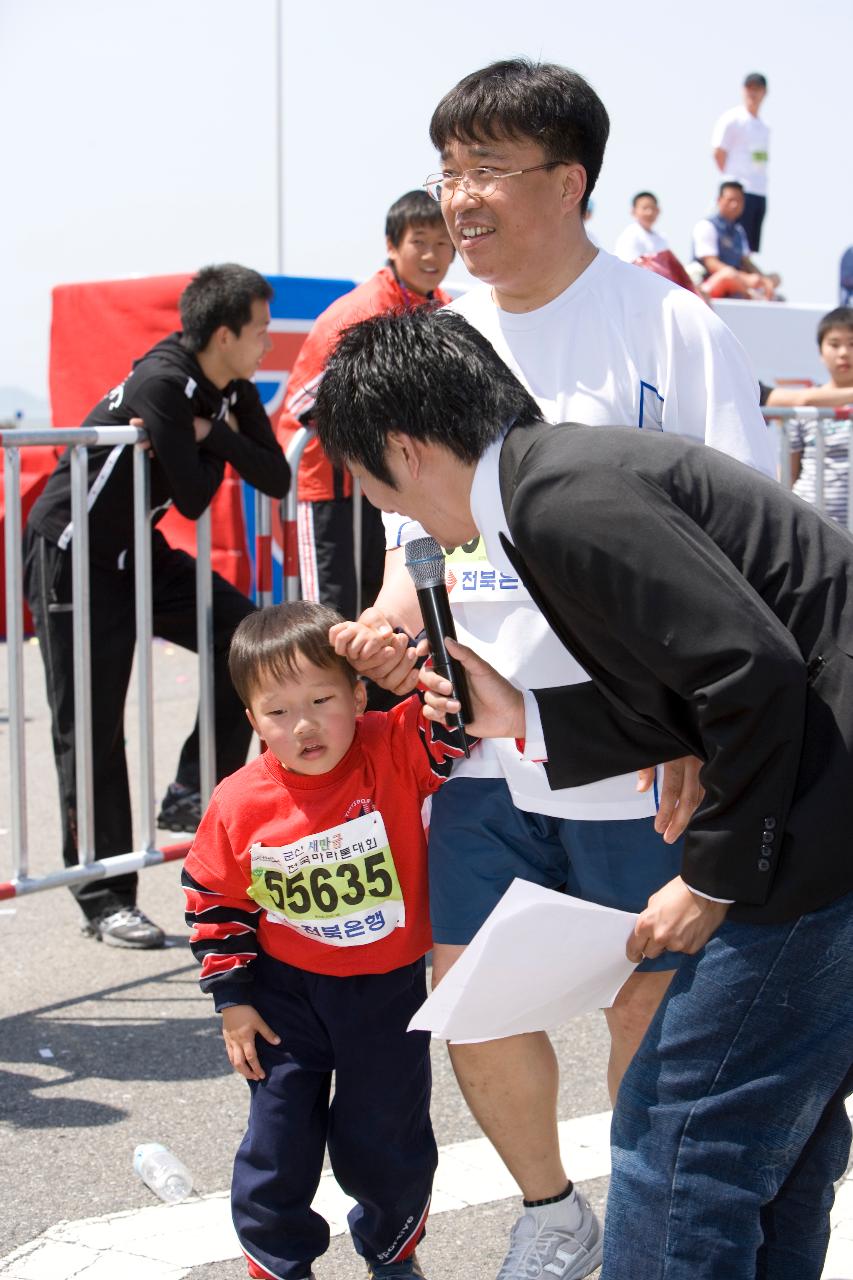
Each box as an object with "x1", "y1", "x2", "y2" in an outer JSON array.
[
  {"x1": 429, "y1": 58, "x2": 609, "y2": 213},
  {"x1": 718, "y1": 179, "x2": 745, "y2": 199},
  {"x1": 385, "y1": 190, "x2": 447, "y2": 247},
  {"x1": 179, "y1": 263, "x2": 273, "y2": 353},
  {"x1": 744, "y1": 72, "x2": 767, "y2": 89},
  {"x1": 314, "y1": 308, "x2": 544, "y2": 486},
  {"x1": 632, "y1": 191, "x2": 658, "y2": 207},
  {"x1": 228, "y1": 602, "x2": 357, "y2": 709},
  {"x1": 817, "y1": 307, "x2": 853, "y2": 347}
]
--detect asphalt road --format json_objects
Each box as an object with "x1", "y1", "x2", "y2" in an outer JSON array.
[
  {"x1": 0, "y1": 638, "x2": 609, "y2": 1278},
  {"x1": 1, "y1": 638, "x2": 851, "y2": 1279}
]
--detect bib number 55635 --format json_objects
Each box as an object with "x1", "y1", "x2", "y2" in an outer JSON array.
[{"x1": 263, "y1": 851, "x2": 393, "y2": 917}]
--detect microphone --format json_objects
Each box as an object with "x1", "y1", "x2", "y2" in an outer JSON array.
[{"x1": 404, "y1": 535, "x2": 473, "y2": 756}]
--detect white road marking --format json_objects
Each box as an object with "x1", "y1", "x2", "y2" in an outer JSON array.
[{"x1": 1, "y1": 1104, "x2": 851, "y2": 1279}]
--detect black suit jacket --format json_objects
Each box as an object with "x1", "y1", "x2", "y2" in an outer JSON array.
[{"x1": 498, "y1": 419, "x2": 853, "y2": 923}]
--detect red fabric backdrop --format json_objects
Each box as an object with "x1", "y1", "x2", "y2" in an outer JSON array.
[{"x1": 49, "y1": 273, "x2": 252, "y2": 593}]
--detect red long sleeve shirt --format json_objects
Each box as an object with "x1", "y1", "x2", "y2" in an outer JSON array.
[
  {"x1": 183, "y1": 695, "x2": 467, "y2": 1007},
  {"x1": 276, "y1": 267, "x2": 449, "y2": 502}
]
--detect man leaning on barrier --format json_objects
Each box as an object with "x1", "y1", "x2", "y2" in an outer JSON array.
[{"x1": 23, "y1": 264, "x2": 290, "y2": 949}]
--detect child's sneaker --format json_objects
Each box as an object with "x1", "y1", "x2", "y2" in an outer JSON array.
[{"x1": 365, "y1": 1252, "x2": 425, "y2": 1279}]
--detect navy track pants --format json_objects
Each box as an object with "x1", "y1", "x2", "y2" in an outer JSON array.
[{"x1": 232, "y1": 951, "x2": 436, "y2": 1280}]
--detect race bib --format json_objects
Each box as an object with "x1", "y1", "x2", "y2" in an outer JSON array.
[
  {"x1": 444, "y1": 535, "x2": 529, "y2": 604},
  {"x1": 247, "y1": 811, "x2": 403, "y2": 947}
]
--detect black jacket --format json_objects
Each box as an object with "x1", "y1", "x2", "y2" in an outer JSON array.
[
  {"x1": 29, "y1": 334, "x2": 290, "y2": 568},
  {"x1": 499, "y1": 418, "x2": 853, "y2": 923}
]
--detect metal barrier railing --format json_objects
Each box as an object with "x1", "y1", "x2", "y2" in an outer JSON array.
[
  {"x1": 763, "y1": 405, "x2": 853, "y2": 533},
  {"x1": 5, "y1": 407, "x2": 848, "y2": 899},
  {"x1": 282, "y1": 427, "x2": 312, "y2": 603},
  {"x1": 254, "y1": 483, "x2": 274, "y2": 608},
  {"x1": 0, "y1": 425, "x2": 273, "y2": 901},
  {"x1": 281, "y1": 425, "x2": 365, "y2": 614}
]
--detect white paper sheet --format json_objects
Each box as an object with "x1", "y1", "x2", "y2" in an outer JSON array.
[{"x1": 410, "y1": 879, "x2": 639, "y2": 1041}]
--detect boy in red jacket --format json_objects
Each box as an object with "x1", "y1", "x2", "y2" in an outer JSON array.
[
  {"x1": 183, "y1": 602, "x2": 470, "y2": 1280},
  {"x1": 277, "y1": 192, "x2": 454, "y2": 620}
]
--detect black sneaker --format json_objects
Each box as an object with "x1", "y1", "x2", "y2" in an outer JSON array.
[
  {"x1": 85, "y1": 907, "x2": 166, "y2": 949},
  {"x1": 157, "y1": 782, "x2": 202, "y2": 833},
  {"x1": 366, "y1": 1253, "x2": 425, "y2": 1279}
]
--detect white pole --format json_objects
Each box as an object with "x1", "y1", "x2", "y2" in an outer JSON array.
[{"x1": 275, "y1": 0, "x2": 285, "y2": 275}]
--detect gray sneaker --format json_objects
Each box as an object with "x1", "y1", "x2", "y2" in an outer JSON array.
[
  {"x1": 496, "y1": 1193, "x2": 602, "y2": 1280},
  {"x1": 88, "y1": 907, "x2": 166, "y2": 949}
]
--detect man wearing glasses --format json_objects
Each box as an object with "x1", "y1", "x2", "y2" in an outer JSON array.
[{"x1": 341, "y1": 59, "x2": 773, "y2": 1280}]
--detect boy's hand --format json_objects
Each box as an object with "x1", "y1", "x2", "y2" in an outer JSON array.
[
  {"x1": 221, "y1": 1004, "x2": 281, "y2": 1081},
  {"x1": 193, "y1": 416, "x2": 213, "y2": 442},
  {"x1": 329, "y1": 612, "x2": 421, "y2": 695}
]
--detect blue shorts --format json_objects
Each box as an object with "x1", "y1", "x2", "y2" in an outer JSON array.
[{"x1": 429, "y1": 777, "x2": 684, "y2": 973}]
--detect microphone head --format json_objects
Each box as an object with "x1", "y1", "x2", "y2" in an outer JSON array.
[{"x1": 404, "y1": 535, "x2": 446, "y2": 589}]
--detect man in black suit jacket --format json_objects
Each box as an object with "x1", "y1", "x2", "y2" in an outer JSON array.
[{"x1": 314, "y1": 307, "x2": 853, "y2": 1280}]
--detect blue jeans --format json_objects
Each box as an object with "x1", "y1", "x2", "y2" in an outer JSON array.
[{"x1": 603, "y1": 889, "x2": 853, "y2": 1280}]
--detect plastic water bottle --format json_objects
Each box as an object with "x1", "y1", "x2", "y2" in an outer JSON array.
[{"x1": 133, "y1": 1143, "x2": 193, "y2": 1204}]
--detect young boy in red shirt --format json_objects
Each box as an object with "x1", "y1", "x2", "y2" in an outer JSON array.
[
  {"x1": 277, "y1": 191, "x2": 454, "y2": 621},
  {"x1": 183, "y1": 602, "x2": 470, "y2": 1280}
]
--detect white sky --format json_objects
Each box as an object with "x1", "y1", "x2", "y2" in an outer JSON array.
[{"x1": 2, "y1": 0, "x2": 851, "y2": 407}]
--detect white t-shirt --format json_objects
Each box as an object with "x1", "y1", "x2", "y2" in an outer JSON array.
[
  {"x1": 613, "y1": 221, "x2": 669, "y2": 263},
  {"x1": 710, "y1": 105, "x2": 770, "y2": 197},
  {"x1": 384, "y1": 250, "x2": 774, "y2": 820},
  {"x1": 692, "y1": 217, "x2": 722, "y2": 261}
]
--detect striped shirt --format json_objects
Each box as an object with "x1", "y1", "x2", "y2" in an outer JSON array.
[{"x1": 788, "y1": 416, "x2": 850, "y2": 525}]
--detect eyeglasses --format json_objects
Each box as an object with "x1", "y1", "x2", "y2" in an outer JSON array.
[{"x1": 423, "y1": 162, "x2": 571, "y2": 203}]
